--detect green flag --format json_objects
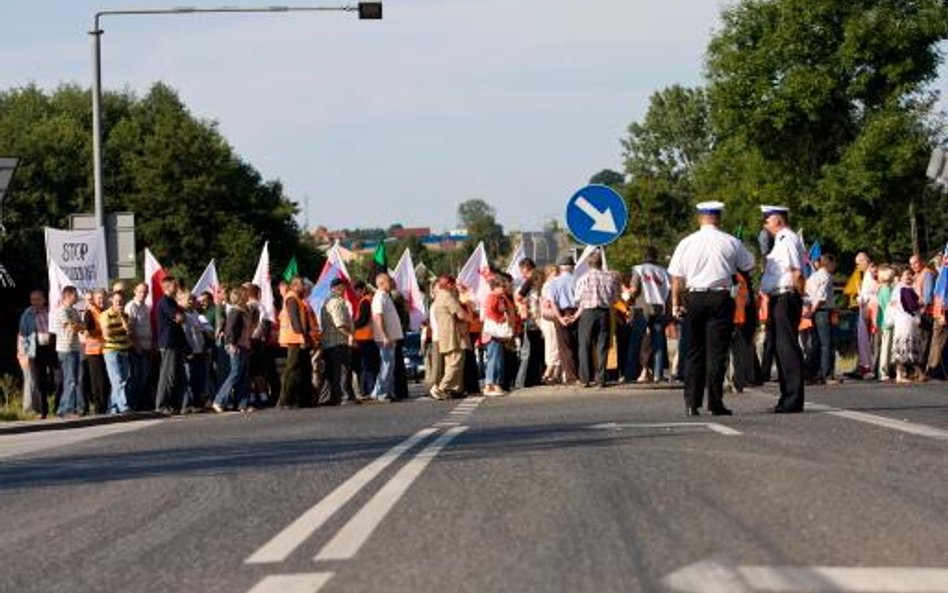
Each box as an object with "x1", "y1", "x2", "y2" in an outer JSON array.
[
  {"x1": 732, "y1": 223, "x2": 745, "y2": 241},
  {"x1": 282, "y1": 255, "x2": 299, "y2": 283},
  {"x1": 372, "y1": 242, "x2": 388, "y2": 276}
]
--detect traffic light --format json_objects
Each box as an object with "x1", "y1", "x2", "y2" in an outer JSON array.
[{"x1": 358, "y1": 2, "x2": 382, "y2": 19}]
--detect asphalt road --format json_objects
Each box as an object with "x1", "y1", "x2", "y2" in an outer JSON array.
[{"x1": 1, "y1": 380, "x2": 947, "y2": 593}]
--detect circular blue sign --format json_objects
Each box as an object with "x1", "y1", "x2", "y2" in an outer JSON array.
[{"x1": 565, "y1": 184, "x2": 628, "y2": 246}]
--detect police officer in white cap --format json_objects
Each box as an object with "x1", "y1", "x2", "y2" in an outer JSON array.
[
  {"x1": 669, "y1": 201, "x2": 755, "y2": 416},
  {"x1": 759, "y1": 205, "x2": 806, "y2": 413}
]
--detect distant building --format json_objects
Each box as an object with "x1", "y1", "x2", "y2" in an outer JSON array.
[
  {"x1": 389, "y1": 227, "x2": 431, "y2": 240},
  {"x1": 514, "y1": 230, "x2": 572, "y2": 267}
]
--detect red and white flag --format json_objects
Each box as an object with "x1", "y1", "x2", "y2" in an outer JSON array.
[
  {"x1": 144, "y1": 248, "x2": 167, "y2": 337},
  {"x1": 458, "y1": 241, "x2": 492, "y2": 308},
  {"x1": 191, "y1": 259, "x2": 220, "y2": 298},
  {"x1": 252, "y1": 242, "x2": 276, "y2": 322},
  {"x1": 392, "y1": 249, "x2": 426, "y2": 331},
  {"x1": 575, "y1": 245, "x2": 608, "y2": 278}
]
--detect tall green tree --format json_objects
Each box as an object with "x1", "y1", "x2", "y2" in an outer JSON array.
[
  {"x1": 457, "y1": 198, "x2": 509, "y2": 260},
  {"x1": 703, "y1": 0, "x2": 948, "y2": 258},
  {"x1": 0, "y1": 82, "x2": 320, "y2": 292},
  {"x1": 607, "y1": 85, "x2": 713, "y2": 270}
]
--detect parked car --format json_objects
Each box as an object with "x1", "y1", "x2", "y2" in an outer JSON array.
[{"x1": 403, "y1": 331, "x2": 425, "y2": 381}]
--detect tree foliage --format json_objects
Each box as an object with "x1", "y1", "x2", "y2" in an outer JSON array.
[
  {"x1": 0, "y1": 82, "x2": 319, "y2": 291},
  {"x1": 458, "y1": 198, "x2": 509, "y2": 260}
]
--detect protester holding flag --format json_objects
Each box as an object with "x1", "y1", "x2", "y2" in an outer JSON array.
[
  {"x1": 213, "y1": 286, "x2": 253, "y2": 413},
  {"x1": 247, "y1": 284, "x2": 275, "y2": 407},
  {"x1": 124, "y1": 282, "x2": 152, "y2": 411},
  {"x1": 278, "y1": 277, "x2": 309, "y2": 408},
  {"x1": 352, "y1": 280, "x2": 379, "y2": 398},
  {"x1": 100, "y1": 289, "x2": 132, "y2": 414},
  {"x1": 155, "y1": 276, "x2": 191, "y2": 414},
  {"x1": 179, "y1": 291, "x2": 211, "y2": 409},
  {"x1": 370, "y1": 273, "x2": 403, "y2": 402},
  {"x1": 803, "y1": 254, "x2": 837, "y2": 383},
  {"x1": 320, "y1": 278, "x2": 356, "y2": 406},
  {"x1": 83, "y1": 289, "x2": 110, "y2": 415},
  {"x1": 430, "y1": 276, "x2": 471, "y2": 399},
  {"x1": 52, "y1": 286, "x2": 83, "y2": 418},
  {"x1": 514, "y1": 258, "x2": 544, "y2": 390},
  {"x1": 572, "y1": 251, "x2": 618, "y2": 389},
  {"x1": 547, "y1": 254, "x2": 580, "y2": 384},
  {"x1": 926, "y1": 245, "x2": 948, "y2": 379}
]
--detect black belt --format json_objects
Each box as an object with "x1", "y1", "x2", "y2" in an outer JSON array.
[{"x1": 769, "y1": 288, "x2": 798, "y2": 297}]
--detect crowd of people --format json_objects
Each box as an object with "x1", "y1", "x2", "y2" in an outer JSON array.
[{"x1": 13, "y1": 209, "x2": 948, "y2": 420}]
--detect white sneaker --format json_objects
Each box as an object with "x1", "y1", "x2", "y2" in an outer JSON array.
[{"x1": 429, "y1": 386, "x2": 445, "y2": 400}]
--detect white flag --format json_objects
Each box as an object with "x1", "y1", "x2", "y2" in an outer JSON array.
[
  {"x1": 505, "y1": 241, "x2": 526, "y2": 288},
  {"x1": 575, "y1": 245, "x2": 608, "y2": 278},
  {"x1": 393, "y1": 249, "x2": 426, "y2": 331},
  {"x1": 47, "y1": 258, "x2": 77, "y2": 318},
  {"x1": 191, "y1": 259, "x2": 220, "y2": 297},
  {"x1": 457, "y1": 241, "x2": 491, "y2": 308},
  {"x1": 252, "y1": 242, "x2": 276, "y2": 322}
]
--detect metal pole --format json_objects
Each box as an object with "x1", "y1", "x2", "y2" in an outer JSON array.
[{"x1": 90, "y1": 18, "x2": 105, "y2": 231}]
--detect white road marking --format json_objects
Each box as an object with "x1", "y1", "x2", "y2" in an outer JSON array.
[
  {"x1": 314, "y1": 426, "x2": 468, "y2": 562},
  {"x1": 666, "y1": 560, "x2": 948, "y2": 592},
  {"x1": 245, "y1": 427, "x2": 437, "y2": 564},
  {"x1": 0, "y1": 420, "x2": 162, "y2": 460},
  {"x1": 807, "y1": 403, "x2": 948, "y2": 441},
  {"x1": 245, "y1": 572, "x2": 333, "y2": 593},
  {"x1": 587, "y1": 422, "x2": 742, "y2": 436}
]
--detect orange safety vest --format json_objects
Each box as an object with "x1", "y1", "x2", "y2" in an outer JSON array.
[
  {"x1": 733, "y1": 276, "x2": 749, "y2": 326},
  {"x1": 301, "y1": 299, "x2": 321, "y2": 345},
  {"x1": 353, "y1": 295, "x2": 374, "y2": 341},
  {"x1": 278, "y1": 294, "x2": 306, "y2": 347},
  {"x1": 85, "y1": 304, "x2": 104, "y2": 355}
]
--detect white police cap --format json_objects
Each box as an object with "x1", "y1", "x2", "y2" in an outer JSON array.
[{"x1": 695, "y1": 201, "x2": 725, "y2": 214}]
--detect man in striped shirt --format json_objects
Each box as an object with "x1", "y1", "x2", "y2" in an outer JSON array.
[
  {"x1": 572, "y1": 251, "x2": 618, "y2": 388},
  {"x1": 101, "y1": 289, "x2": 132, "y2": 414}
]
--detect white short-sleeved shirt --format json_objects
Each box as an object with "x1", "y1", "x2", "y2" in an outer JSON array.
[
  {"x1": 805, "y1": 268, "x2": 835, "y2": 309},
  {"x1": 668, "y1": 225, "x2": 756, "y2": 290},
  {"x1": 760, "y1": 227, "x2": 805, "y2": 294},
  {"x1": 631, "y1": 263, "x2": 671, "y2": 308},
  {"x1": 371, "y1": 291, "x2": 404, "y2": 343}
]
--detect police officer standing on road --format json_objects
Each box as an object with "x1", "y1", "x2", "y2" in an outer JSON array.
[
  {"x1": 759, "y1": 205, "x2": 807, "y2": 413},
  {"x1": 669, "y1": 202, "x2": 756, "y2": 417}
]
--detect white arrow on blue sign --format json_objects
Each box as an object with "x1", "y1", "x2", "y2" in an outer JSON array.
[{"x1": 565, "y1": 184, "x2": 628, "y2": 246}]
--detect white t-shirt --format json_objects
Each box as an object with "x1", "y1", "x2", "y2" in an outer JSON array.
[
  {"x1": 760, "y1": 227, "x2": 805, "y2": 294},
  {"x1": 668, "y1": 225, "x2": 755, "y2": 290},
  {"x1": 371, "y1": 291, "x2": 404, "y2": 343}
]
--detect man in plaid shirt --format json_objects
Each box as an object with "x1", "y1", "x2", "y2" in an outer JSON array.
[
  {"x1": 572, "y1": 251, "x2": 618, "y2": 387},
  {"x1": 320, "y1": 278, "x2": 356, "y2": 406}
]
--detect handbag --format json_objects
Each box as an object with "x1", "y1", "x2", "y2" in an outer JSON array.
[{"x1": 483, "y1": 317, "x2": 513, "y2": 340}]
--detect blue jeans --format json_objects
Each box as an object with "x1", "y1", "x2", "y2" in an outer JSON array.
[
  {"x1": 649, "y1": 315, "x2": 668, "y2": 380},
  {"x1": 103, "y1": 350, "x2": 131, "y2": 413},
  {"x1": 813, "y1": 310, "x2": 834, "y2": 380},
  {"x1": 485, "y1": 340, "x2": 505, "y2": 385},
  {"x1": 214, "y1": 348, "x2": 249, "y2": 410},
  {"x1": 625, "y1": 312, "x2": 648, "y2": 381},
  {"x1": 371, "y1": 344, "x2": 396, "y2": 400},
  {"x1": 57, "y1": 351, "x2": 81, "y2": 416}
]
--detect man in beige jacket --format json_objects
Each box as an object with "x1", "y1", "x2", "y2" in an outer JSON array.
[{"x1": 431, "y1": 276, "x2": 471, "y2": 400}]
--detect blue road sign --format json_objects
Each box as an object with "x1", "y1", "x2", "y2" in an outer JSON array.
[{"x1": 565, "y1": 184, "x2": 628, "y2": 246}]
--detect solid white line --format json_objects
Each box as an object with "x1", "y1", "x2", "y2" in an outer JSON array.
[
  {"x1": 588, "y1": 422, "x2": 742, "y2": 436},
  {"x1": 826, "y1": 409, "x2": 948, "y2": 441},
  {"x1": 245, "y1": 427, "x2": 437, "y2": 564},
  {"x1": 740, "y1": 565, "x2": 948, "y2": 592},
  {"x1": 245, "y1": 572, "x2": 333, "y2": 593},
  {"x1": 0, "y1": 420, "x2": 162, "y2": 460},
  {"x1": 666, "y1": 560, "x2": 948, "y2": 592},
  {"x1": 314, "y1": 426, "x2": 468, "y2": 562}
]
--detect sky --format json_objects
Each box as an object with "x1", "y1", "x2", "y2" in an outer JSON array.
[{"x1": 1, "y1": 1, "x2": 946, "y2": 233}]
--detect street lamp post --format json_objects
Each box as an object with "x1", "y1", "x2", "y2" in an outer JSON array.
[{"x1": 89, "y1": 3, "x2": 382, "y2": 232}]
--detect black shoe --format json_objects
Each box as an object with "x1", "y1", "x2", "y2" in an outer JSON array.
[
  {"x1": 773, "y1": 406, "x2": 803, "y2": 414},
  {"x1": 685, "y1": 407, "x2": 700, "y2": 417},
  {"x1": 709, "y1": 407, "x2": 733, "y2": 416}
]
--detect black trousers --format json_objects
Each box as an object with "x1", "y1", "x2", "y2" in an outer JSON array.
[
  {"x1": 515, "y1": 329, "x2": 544, "y2": 389},
  {"x1": 394, "y1": 340, "x2": 408, "y2": 399},
  {"x1": 768, "y1": 293, "x2": 805, "y2": 411},
  {"x1": 156, "y1": 347, "x2": 188, "y2": 411},
  {"x1": 29, "y1": 344, "x2": 58, "y2": 417},
  {"x1": 577, "y1": 308, "x2": 610, "y2": 386},
  {"x1": 324, "y1": 345, "x2": 353, "y2": 406},
  {"x1": 683, "y1": 291, "x2": 734, "y2": 411},
  {"x1": 280, "y1": 346, "x2": 306, "y2": 407}
]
